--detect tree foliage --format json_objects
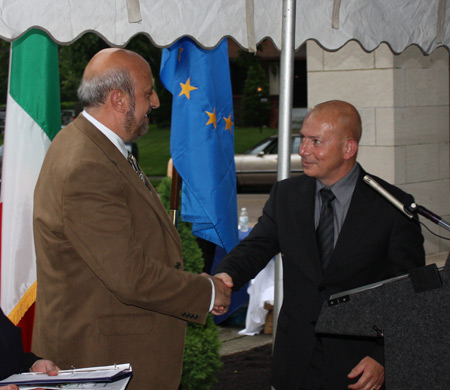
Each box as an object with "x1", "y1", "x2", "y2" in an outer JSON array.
[
  {"x1": 241, "y1": 61, "x2": 271, "y2": 127},
  {"x1": 0, "y1": 40, "x2": 9, "y2": 105},
  {"x1": 57, "y1": 33, "x2": 172, "y2": 125},
  {"x1": 58, "y1": 33, "x2": 108, "y2": 103}
]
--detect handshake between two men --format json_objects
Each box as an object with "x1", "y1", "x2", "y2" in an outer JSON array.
[{"x1": 202, "y1": 273, "x2": 234, "y2": 316}]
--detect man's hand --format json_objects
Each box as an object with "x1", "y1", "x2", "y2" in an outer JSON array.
[
  {"x1": 30, "y1": 359, "x2": 60, "y2": 375},
  {"x1": 201, "y1": 272, "x2": 233, "y2": 315},
  {"x1": 347, "y1": 356, "x2": 384, "y2": 390},
  {"x1": 210, "y1": 272, "x2": 234, "y2": 315},
  {"x1": 214, "y1": 272, "x2": 234, "y2": 289},
  {"x1": 210, "y1": 275, "x2": 232, "y2": 315},
  {"x1": 0, "y1": 360, "x2": 60, "y2": 390}
]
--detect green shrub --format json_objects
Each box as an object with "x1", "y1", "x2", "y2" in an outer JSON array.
[
  {"x1": 181, "y1": 316, "x2": 222, "y2": 389},
  {"x1": 60, "y1": 101, "x2": 76, "y2": 109},
  {"x1": 156, "y1": 177, "x2": 222, "y2": 390}
]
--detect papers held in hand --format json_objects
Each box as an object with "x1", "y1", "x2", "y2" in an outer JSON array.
[{"x1": 0, "y1": 363, "x2": 132, "y2": 387}]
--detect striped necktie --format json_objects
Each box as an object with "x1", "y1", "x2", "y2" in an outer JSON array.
[
  {"x1": 316, "y1": 188, "x2": 335, "y2": 270},
  {"x1": 127, "y1": 152, "x2": 151, "y2": 191}
]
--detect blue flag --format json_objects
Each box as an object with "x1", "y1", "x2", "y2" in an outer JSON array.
[{"x1": 160, "y1": 37, "x2": 239, "y2": 253}]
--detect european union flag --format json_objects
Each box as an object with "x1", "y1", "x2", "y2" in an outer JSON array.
[{"x1": 160, "y1": 37, "x2": 239, "y2": 253}]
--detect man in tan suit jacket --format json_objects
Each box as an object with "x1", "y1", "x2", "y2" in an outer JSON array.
[{"x1": 32, "y1": 48, "x2": 230, "y2": 390}]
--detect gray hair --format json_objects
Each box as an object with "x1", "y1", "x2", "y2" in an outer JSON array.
[{"x1": 77, "y1": 68, "x2": 135, "y2": 108}]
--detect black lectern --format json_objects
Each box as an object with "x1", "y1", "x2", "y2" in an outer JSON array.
[{"x1": 316, "y1": 257, "x2": 450, "y2": 390}]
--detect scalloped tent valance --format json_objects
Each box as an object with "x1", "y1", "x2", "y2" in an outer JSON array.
[{"x1": 0, "y1": 0, "x2": 448, "y2": 54}]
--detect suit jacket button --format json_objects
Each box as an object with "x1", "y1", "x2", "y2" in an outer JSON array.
[
  {"x1": 174, "y1": 262, "x2": 182, "y2": 269},
  {"x1": 311, "y1": 320, "x2": 317, "y2": 326},
  {"x1": 318, "y1": 283, "x2": 326, "y2": 292}
]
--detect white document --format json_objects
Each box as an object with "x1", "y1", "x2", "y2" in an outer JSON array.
[
  {"x1": 0, "y1": 364, "x2": 132, "y2": 388},
  {"x1": 19, "y1": 376, "x2": 131, "y2": 390}
]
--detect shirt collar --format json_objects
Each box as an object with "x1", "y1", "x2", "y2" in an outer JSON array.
[
  {"x1": 316, "y1": 163, "x2": 360, "y2": 206},
  {"x1": 82, "y1": 110, "x2": 129, "y2": 159}
]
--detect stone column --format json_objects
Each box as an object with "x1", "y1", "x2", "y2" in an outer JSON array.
[{"x1": 307, "y1": 41, "x2": 450, "y2": 259}]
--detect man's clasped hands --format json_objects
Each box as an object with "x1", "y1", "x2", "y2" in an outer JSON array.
[{"x1": 201, "y1": 272, "x2": 234, "y2": 316}]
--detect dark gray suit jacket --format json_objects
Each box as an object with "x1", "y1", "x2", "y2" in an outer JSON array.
[
  {"x1": 0, "y1": 309, "x2": 39, "y2": 380},
  {"x1": 216, "y1": 168, "x2": 425, "y2": 389}
]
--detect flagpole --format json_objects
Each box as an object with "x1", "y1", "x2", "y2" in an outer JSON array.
[{"x1": 170, "y1": 166, "x2": 181, "y2": 226}]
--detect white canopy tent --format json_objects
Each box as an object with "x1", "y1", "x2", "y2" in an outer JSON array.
[
  {"x1": 0, "y1": 0, "x2": 448, "y2": 339},
  {"x1": 0, "y1": 0, "x2": 448, "y2": 53}
]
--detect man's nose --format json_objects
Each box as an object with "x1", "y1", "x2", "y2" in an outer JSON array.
[
  {"x1": 151, "y1": 91, "x2": 160, "y2": 109},
  {"x1": 299, "y1": 139, "x2": 309, "y2": 156}
]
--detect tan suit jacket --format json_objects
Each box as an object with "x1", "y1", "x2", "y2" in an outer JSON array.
[{"x1": 32, "y1": 114, "x2": 212, "y2": 389}]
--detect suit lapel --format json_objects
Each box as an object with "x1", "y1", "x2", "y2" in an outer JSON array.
[
  {"x1": 327, "y1": 170, "x2": 378, "y2": 273},
  {"x1": 75, "y1": 115, "x2": 181, "y2": 249},
  {"x1": 291, "y1": 177, "x2": 323, "y2": 280}
]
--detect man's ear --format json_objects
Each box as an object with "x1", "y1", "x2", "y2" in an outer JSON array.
[
  {"x1": 110, "y1": 89, "x2": 128, "y2": 113},
  {"x1": 343, "y1": 139, "x2": 358, "y2": 160}
]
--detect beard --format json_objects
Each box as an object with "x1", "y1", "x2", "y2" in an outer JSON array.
[{"x1": 124, "y1": 99, "x2": 149, "y2": 142}]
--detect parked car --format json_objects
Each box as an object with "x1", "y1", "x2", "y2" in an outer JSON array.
[{"x1": 235, "y1": 135, "x2": 303, "y2": 189}]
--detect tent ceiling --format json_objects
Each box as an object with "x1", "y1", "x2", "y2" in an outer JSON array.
[{"x1": 0, "y1": 0, "x2": 448, "y2": 54}]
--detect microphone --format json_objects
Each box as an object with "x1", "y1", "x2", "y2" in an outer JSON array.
[
  {"x1": 408, "y1": 203, "x2": 450, "y2": 232},
  {"x1": 363, "y1": 175, "x2": 414, "y2": 219},
  {"x1": 364, "y1": 174, "x2": 450, "y2": 232}
]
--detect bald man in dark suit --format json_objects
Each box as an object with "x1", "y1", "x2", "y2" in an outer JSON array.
[{"x1": 215, "y1": 100, "x2": 425, "y2": 390}]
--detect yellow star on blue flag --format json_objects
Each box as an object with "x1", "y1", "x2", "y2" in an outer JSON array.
[
  {"x1": 224, "y1": 114, "x2": 233, "y2": 133},
  {"x1": 179, "y1": 77, "x2": 198, "y2": 99},
  {"x1": 206, "y1": 108, "x2": 217, "y2": 129}
]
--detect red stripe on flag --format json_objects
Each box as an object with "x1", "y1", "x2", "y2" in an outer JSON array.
[
  {"x1": 18, "y1": 302, "x2": 35, "y2": 352},
  {"x1": 0, "y1": 201, "x2": 34, "y2": 352}
]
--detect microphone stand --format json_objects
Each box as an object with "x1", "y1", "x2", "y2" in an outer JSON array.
[
  {"x1": 363, "y1": 174, "x2": 450, "y2": 232},
  {"x1": 406, "y1": 203, "x2": 450, "y2": 232}
]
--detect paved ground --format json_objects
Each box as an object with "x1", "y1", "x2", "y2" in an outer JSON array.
[
  {"x1": 219, "y1": 325, "x2": 272, "y2": 356},
  {"x1": 237, "y1": 192, "x2": 270, "y2": 228}
]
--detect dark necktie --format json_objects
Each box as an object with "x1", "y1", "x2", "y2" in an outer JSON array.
[
  {"x1": 316, "y1": 188, "x2": 336, "y2": 270},
  {"x1": 127, "y1": 152, "x2": 151, "y2": 191}
]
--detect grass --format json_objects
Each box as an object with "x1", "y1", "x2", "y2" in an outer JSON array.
[
  {"x1": 137, "y1": 125, "x2": 278, "y2": 178},
  {"x1": 136, "y1": 124, "x2": 172, "y2": 177}
]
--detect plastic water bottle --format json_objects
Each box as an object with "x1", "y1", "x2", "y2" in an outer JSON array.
[{"x1": 239, "y1": 207, "x2": 249, "y2": 232}]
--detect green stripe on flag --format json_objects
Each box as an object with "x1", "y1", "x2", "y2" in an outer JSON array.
[{"x1": 10, "y1": 29, "x2": 61, "y2": 141}]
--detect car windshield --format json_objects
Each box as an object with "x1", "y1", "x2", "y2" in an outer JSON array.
[
  {"x1": 244, "y1": 138, "x2": 276, "y2": 155},
  {"x1": 243, "y1": 136, "x2": 300, "y2": 155}
]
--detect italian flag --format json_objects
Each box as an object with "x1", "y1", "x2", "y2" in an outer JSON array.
[{"x1": 0, "y1": 29, "x2": 61, "y2": 350}]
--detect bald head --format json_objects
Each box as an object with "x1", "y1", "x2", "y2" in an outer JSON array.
[
  {"x1": 299, "y1": 100, "x2": 362, "y2": 186},
  {"x1": 77, "y1": 48, "x2": 152, "y2": 110},
  {"x1": 306, "y1": 100, "x2": 362, "y2": 143}
]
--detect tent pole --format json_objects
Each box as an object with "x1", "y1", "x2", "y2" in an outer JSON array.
[{"x1": 273, "y1": 0, "x2": 296, "y2": 357}]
